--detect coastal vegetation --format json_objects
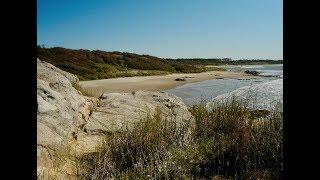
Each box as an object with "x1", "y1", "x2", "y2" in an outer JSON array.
[
  {"x1": 37, "y1": 60, "x2": 283, "y2": 179},
  {"x1": 37, "y1": 46, "x2": 174, "y2": 80},
  {"x1": 37, "y1": 46, "x2": 282, "y2": 80},
  {"x1": 75, "y1": 99, "x2": 283, "y2": 179},
  {"x1": 168, "y1": 58, "x2": 283, "y2": 66}
]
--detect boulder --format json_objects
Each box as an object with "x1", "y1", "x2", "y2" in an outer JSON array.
[
  {"x1": 244, "y1": 70, "x2": 260, "y2": 76},
  {"x1": 37, "y1": 59, "x2": 97, "y2": 178},
  {"x1": 175, "y1": 78, "x2": 186, "y2": 81},
  {"x1": 37, "y1": 59, "x2": 194, "y2": 178},
  {"x1": 85, "y1": 91, "x2": 193, "y2": 133}
]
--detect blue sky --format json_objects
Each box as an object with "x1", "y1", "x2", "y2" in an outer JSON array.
[{"x1": 38, "y1": 0, "x2": 282, "y2": 59}]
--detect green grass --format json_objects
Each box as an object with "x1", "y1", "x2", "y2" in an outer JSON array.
[{"x1": 75, "y1": 99, "x2": 282, "y2": 179}]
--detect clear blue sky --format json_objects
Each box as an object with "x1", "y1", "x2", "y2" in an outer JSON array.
[{"x1": 38, "y1": 0, "x2": 282, "y2": 59}]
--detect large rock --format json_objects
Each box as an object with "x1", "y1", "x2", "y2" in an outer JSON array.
[
  {"x1": 85, "y1": 90, "x2": 193, "y2": 133},
  {"x1": 37, "y1": 59, "x2": 97, "y2": 178},
  {"x1": 37, "y1": 59, "x2": 193, "y2": 179}
]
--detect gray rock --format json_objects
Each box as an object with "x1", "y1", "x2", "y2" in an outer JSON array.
[
  {"x1": 86, "y1": 90, "x2": 193, "y2": 133},
  {"x1": 175, "y1": 78, "x2": 186, "y2": 81},
  {"x1": 37, "y1": 59, "x2": 96, "y2": 178},
  {"x1": 37, "y1": 59, "x2": 194, "y2": 178},
  {"x1": 244, "y1": 70, "x2": 260, "y2": 76}
]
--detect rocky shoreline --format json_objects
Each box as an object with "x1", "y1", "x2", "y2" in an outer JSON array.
[
  {"x1": 37, "y1": 59, "x2": 282, "y2": 179},
  {"x1": 37, "y1": 59, "x2": 194, "y2": 179}
]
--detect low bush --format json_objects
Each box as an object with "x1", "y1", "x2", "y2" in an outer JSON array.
[{"x1": 37, "y1": 46, "x2": 231, "y2": 80}]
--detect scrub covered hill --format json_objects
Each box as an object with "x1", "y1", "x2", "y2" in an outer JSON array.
[
  {"x1": 168, "y1": 58, "x2": 283, "y2": 66},
  {"x1": 37, "y1": 46, "x2": 176, "y2": 80},
  {"x1": 37, "y1": 46, "x2": 281, "y2": 80}
]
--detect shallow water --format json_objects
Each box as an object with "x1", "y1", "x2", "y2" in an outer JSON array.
[
  {"x1": 166, "y1": 64, "x2": 283, "y2": 106},
  {"x1": 221, "y1": 64, "x2": 283, "y2": 77},
  {"x1": 208, "y1": 79, "x2": 283, "y2": 111}
]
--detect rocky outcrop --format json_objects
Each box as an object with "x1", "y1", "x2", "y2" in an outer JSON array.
[
  {"x1": 175, "y1": 78, "x2": 186, "y2": 81},
  {"x1": 37, "y1": 59, "x2": 193, "y2": 179},
  {"x1": 85, "y1": 91, "x2": 193, "y2": 134},
  {"x1": 244, "y1": 70, "x2": 260, "y2": 76},
  {"x1": 37, "y1": 59, "x2": 97, "y2": 177}
]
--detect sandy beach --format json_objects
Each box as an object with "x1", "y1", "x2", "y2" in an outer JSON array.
[{"x1": 79, "y1": 71, "x2": 253, "y2": 97}]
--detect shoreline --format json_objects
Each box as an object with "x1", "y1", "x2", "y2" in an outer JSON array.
[{"x1": 79, "y1": 71, "x2": 253, "y2": 97}]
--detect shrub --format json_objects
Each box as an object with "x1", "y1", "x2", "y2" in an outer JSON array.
[{"x1": 37, "y1": 46, "x2": 231, "y2": 80}]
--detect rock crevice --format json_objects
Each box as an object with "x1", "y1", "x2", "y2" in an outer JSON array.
[{"x1": 37, "y1": 59, "x2": 194, "y2": 178}]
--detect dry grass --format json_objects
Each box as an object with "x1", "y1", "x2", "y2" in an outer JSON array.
[
  {"x1": 77, "y1": 109, "x2": 192, "y2": 179},
  {"x1": 181, "y1": 99, "x2": 283, "y2": 179},
  {"x1": 71, "y1": 82, "x2": 100, "y2": 97},
  {"x1": 73, "y1": 98, "x2": 282, "y2": 179}
]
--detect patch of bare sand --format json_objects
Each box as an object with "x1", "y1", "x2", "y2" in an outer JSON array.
[{"x1": 79, "y1": 71, "x2": 252, "y2": 97}]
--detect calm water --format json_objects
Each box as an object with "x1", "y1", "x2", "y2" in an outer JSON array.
[
  {"x1": 166, "y1": 64, "x2": 283, "y2": 106},
  {"x1": 221, "y1": 64, "x2": 283, "y2": 77}
]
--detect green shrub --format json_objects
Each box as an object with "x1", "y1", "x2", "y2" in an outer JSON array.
[{"x1": 37, "y1": 46, "x2": 233, "y2": 80}]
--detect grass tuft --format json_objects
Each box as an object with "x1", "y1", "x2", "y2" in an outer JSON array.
[{"x1": 56, "y1": 98, "x2": 282, "y2": 179}]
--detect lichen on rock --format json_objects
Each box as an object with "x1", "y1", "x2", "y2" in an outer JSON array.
[{"x1": 37, "y1": 59, "x2": 194, "y2": 179}]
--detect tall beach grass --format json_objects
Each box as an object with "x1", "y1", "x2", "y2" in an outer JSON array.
[{"x1": 74, "y1": 98, "x2": 282, "y2": 179}]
